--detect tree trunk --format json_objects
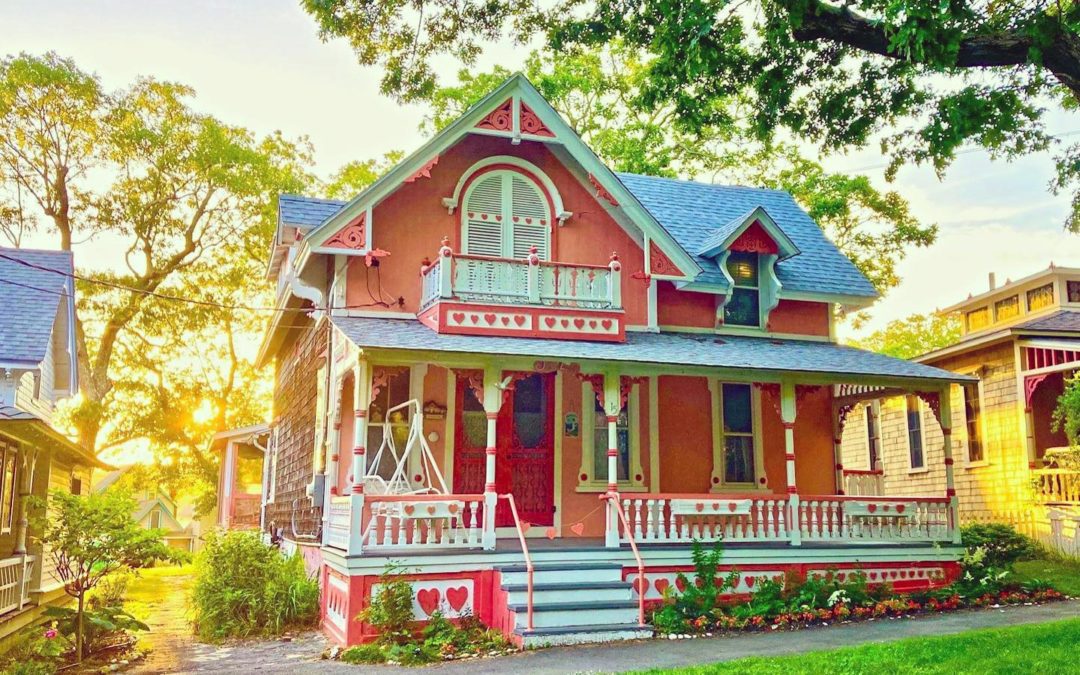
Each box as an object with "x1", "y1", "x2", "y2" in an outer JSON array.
[{"x1": 76, "y1": 591, "x2": 85, "y2": 663}]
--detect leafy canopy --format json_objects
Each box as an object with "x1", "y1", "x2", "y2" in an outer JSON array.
[
  {"x1": 848, "y1": 312, "x2": 962, "y2": 359},
  {"x1": 302, "y1": 0, "x2": 1080, "y2": 229},
  {"x1": 425, "y1": 48, "x2": 936, "y2": 294}
]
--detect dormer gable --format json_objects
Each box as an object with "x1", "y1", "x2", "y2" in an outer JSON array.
[{"x1": 697, "y1": 207, "x2": 799, "y2": 261}]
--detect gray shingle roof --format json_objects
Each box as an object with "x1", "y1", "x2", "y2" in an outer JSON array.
[
  {"x1": 616, "y1": 173, "x2": 877, "y2": 298},
  {"x1": 279, "y1": 194, "x2": 348, "y2": 229},
  {"x1": 0, "y1": 405, "x2": 38, "y2": 421},
  {"x1": 332, "y1": 317, "x2": 971, "y2": 384},
  {"x1": 0, "y1": 248, "x2": 72, "y2": 365},
  {"x1": 1017, "y1": 310, "x2": 1080, "y2": 333}
]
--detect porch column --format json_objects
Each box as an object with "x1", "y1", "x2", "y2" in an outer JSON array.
[
  {"x1": 831, "y1": 403, "x2": 845, "y2": 496},
  {"x1": 939, "y1": 386, "x2": 962, "y2": 544},
  {"x1": 221, "y1": 440, "x2": 236, "y2": 527},
  {"x1": 13, "y1": 446, "x2": 35, "y2": 555},
  {"x1": 348, "y1": 358, "x2": 373, "y2": 555},
  {"x1": 482, "y1": 365, "x2": 501, "y2": 550},
  {"x1": 780, "y1": 381, "x2": 801, "y2": 546},
  {"x1": 603, "y1": 371, "x2": 622, "y2": 547}
]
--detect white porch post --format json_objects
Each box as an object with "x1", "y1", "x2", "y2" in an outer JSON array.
[
  {"x1": 13, "y1": 447, "x2": 35, "y2": 555},
  {"x1": 221, "y1": 440, "x2": 236, "y2": 528},
  {"x1": 348, "y1": 358, "x2": 372, "y2": 555},
  {"x1": 831, "y1": 403, "x2": 845, "y2": 496},
  {"x1": 603, "y1": 370, "x2": 622, "y2": 547},
  {"x1": 482, "y1": 366, "x2": 501, "y2": 550},
  {"x1": 780, "y1": 382, "x2": 801, "y2": 546},
  {"x1": 939, "y1": 386, "x2": 962, "y2": 544}
]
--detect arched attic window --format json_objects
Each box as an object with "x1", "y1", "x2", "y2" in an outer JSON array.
[{"x1": 462, "y1": 170, "x2": 551, "y2": 260}]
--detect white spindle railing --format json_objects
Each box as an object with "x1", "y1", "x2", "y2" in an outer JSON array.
[
  {"x1": 418, "y1": 243, "x2": 623, "y2": 311},
  {"x1": 843, "y1": 469, "x2": 885, "y2": 496},
  {"x1": 0, "y1": 556, "x2": 35, "y2": 616},
  {"x1": 361, "y1": 495, "x2": 485, "y2": 551},
  {"x1": 619, "y1": 495, "x2": 792, "y2": 544},
  {"x1": 538, "y1": 263, "x2": 615, "y2": 309},
  {"x1": 1032, "y1": 469, "x2": 1080, "y2": 505},
  {"x1": 798, "y1": 496, "x2": 954, "y2": 543},
  {"x1": 613, "y1": 494, "x2": 954, "y2": 547},
  {"x1": 326, "y1": 497, "x2": 352, "y2": 551}
]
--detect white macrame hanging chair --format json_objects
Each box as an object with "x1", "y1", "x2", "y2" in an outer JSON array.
[{"x1": 363, "y1": 399, "x2": 448, "y2": 497}]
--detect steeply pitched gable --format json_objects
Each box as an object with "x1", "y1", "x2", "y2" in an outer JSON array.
[{"x1": 0, "y1": 248, "x2": 76, "y2": 366}]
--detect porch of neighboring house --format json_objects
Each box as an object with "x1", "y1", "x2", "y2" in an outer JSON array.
[
  {"x1": 213, "y1": 425, "x2": 270, "y2": 530},
  {"x1": 312, "y1": 323, "x2": 970, "y2": 646},
  {"x1": 1022, "y1": 341, "x2": 1080, "y2": 507}
]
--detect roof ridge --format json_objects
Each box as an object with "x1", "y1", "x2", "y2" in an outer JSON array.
[
  {"x1": 278, "y1": 194, "x2": 349, "y2": 204},
  {"x1": 0, "y1": 246, "x2": 74, "y2": 258}
]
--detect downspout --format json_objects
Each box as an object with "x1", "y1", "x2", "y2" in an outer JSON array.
[{"x1": 251, "y1": 432, "x2": 270, "y2": 533}]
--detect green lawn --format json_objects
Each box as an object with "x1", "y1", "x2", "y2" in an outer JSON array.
[
  {"x1": 634, "y1": 618, "x2": 1080, "y2": 675},
  {"x1": 1014, "y1": 558, "x2": 1080, "y2": 597}
]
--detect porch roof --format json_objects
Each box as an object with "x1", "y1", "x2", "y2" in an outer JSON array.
[{"x1": 331, "y1": 317, "x2": 974, "y2": 385}]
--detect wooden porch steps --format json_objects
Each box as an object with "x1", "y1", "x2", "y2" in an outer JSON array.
[{"x1": 495, "y1": 562, "x2": 651, "y2": 647}]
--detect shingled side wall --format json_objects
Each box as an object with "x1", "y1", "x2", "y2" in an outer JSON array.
[{"x1": 267, "y1": 319, "x2": 327, "y2": 537}]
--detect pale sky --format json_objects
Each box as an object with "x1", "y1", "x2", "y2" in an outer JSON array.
[{"x1": 5, "y1": 0, "x2": 1080, "y2": 340}]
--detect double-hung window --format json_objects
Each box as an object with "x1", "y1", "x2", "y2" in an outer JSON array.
[
  {"x1": 961, "y1": 382, "x2": 984, "y2": 463},
  {"x1": 723, "y1": 253, "x2": 761, "y2": 328},
  {"x1": 579, "y1": 382, "x2": 641, "y2": 490},
  {"x1": 906, "y1": 395, "x2": 925, "y2": 470},
  {"x1": 720, "y1": 383, "x2": 757, "y2": 485},
  {"x1": 865, "y1": 404, "x2": 880, "y2": 470}
]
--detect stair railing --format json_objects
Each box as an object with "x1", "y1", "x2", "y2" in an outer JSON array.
[
  {"x1": 603, "y1": 492, "x2": 646, "y2": 626},
  {"x1": 499, "y1": 493, "x2": 534, "y2": 631}
]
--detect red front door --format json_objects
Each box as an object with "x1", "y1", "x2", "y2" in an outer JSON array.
[{"x1": 453, "y1": 372, "x2": 555, "y2": 528}]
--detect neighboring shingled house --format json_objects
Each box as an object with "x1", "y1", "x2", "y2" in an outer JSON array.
[
  {"x1": 0, "y1": 247, "x2": 106, "y2": 639},
  {"x1": 93, "y1": 467, "x2": 199, "y2": 553}
]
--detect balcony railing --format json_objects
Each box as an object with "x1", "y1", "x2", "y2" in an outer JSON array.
[
  {"x1": 843, "y1": 469, "x2": 885, "y2": 496},
  {"x1": 420, "y1": 240, "x2": 622, "y2": 312},
  {"x1": 0, "y1": 555, "x2": 36, "y2": 616}
]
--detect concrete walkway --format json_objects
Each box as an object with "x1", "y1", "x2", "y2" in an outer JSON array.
[{"x1": 161, "y1": 600, "x2": 1078, "y2": 673}]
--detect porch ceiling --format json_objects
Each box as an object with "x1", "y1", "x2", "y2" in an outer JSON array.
[{"x1": 331, "y1": 316, "x2": 974, "y2": 386}]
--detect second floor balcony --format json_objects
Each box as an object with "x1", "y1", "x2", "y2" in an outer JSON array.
[{"x1": 418, "y1": 239, "x2": 625, "y2": 342}]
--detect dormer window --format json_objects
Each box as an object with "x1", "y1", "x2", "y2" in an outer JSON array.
[
  {"x1": 1027, "y1": 283, "x2": 1055, "y2": 311},
  {"x1": 965, "y1": 306, "x2": 989, "y2": 332},
  {"x1": 724, "y1": 252, "x2": 761, "y2": 327},
  {"x1": 994, "y1": 295, "x2": 1019, "y2": 321}
]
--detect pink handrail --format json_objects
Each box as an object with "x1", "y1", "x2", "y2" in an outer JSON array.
[
  {"x1": 498, "y1": 493, "x2": 534, "y2": 631},
  {"x1": 603, "y1": 492, "x2": 646, "y2": 627}
]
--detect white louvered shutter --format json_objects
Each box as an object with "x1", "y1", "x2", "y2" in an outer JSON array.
[
  {"x1": 510, "y1": 174, "x2": 549, "y2": 259},
  {"x1": 463, "y1": 173, "x2": 505, "y2": 257},
  {"x1": 462, "y1": 170, "x2": 551, "y2": 259}
]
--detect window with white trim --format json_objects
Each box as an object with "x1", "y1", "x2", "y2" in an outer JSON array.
[
  {"x1": 462, "y1": 170, "x2": 550, "y2": 260},
  {"x1": 723, "y1": 253, "x2": 761, "y2": 328},
  {"x1": 719, "y1": 383, "x2": 759, "y2": 485},
  {"x1": 864, "y1": 403, "x2": 880, "y2": 470},
  {"x1": 579, "y1": 383, "x2": 641, "y2": 490},
  {"x1": 905, "y1": 395, "x2": 925, "y2": 470},
  {"x1": 960, "y1": 382, "x2": 984, "y2": 463},
  {"x1": 0, "y1": 442, "x2": 14, "y2": 533}
]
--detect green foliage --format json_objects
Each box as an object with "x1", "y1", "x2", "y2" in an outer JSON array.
[
  {"x1": 88, "y1": 571, "x2": 131, "y2": 610},
  {"x1": 849, "y1": 312, "x2": 962, "y2": 358},
  {"x1": 961, "y1": 522, "x2": 1042, "y2": 567},
  {"x1": 190, "y1": 530, "x2": 319, "y2": 642},
  {"x1": 301, "y1": 0, "x2": 1080, "y2": 231},
  {"x1": 1052, "y1": 373, "x2": 1080, "y2": 456},
  {"x1": 44, "y1": 605, "x2": 148, "y2": 655},
  {"x1": 420, "y1": 48, "x2": 935, "y2": 298},
  {"x1": 1014, "y1": 558, "x2": 1080, "y2": 597},
  {"x1": 358, "y1": 566, "x2": 416, "y2": 646},
  {"x1": 325, "y1": 151, "x2": 405, "y2": 199},
  {"x1": 653, "y1": 541, "x2": 739, "y2": 633},
  {"x1": 31, "y1": 489, "x2": 178, "y2": 660},
  {"x1": 340, "y1": 643, "x2": 387, "y2": 664}
]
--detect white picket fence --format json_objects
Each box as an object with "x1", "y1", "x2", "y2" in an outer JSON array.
[{"x1": 968, "y1": 506, "x2": 1080, "y2": 558}]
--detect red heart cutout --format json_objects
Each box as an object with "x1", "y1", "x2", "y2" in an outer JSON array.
[
  {"x1": 545, "y1": 527, "x2": 556, "y2": 540},
  {"x1": 896, "y1": 504, "x2": 905, "y2": 514},
  {"x1": 655, "y1": 578, "x2": 670, "y2": 595},
  {"x1": 570, "y1": 522, "x2": 585, "y2": 535},
  {"x1": 544, "y1": 317, "x2": 556, "y2": 328},
  {"x1": 417, "y1": 588, "x2": 440, "y2": 616},
  {"x1": 870, "y1": 572, "x2": 878, "y2": 580},
  {"x1": 501, "y1": 316, "x2": 510, "y2": 326},
  {"x1": 447, "y1": 503, "x2": 459, "y2": 514},
  {"x1": 838, "y1": 573, "x2": 846, "y2": 581},
  {"x1": 520, "y1": 521, "x2": 531, "y2": 533},
  {"x1": 745, "y1": 576, "x2": 756, "y2": 588},
  {"x1": 601, "y1": 319, "x2": 612, "y2": 330},
  {"x1": 867, "y1": 503, "x2": 877, "y2": 513},
  {"x1": 890, "y1": 571, "x2": 898, "y2": 579},
  {"x1": 712, "y1": 502, "x2": 720, "y2": 511},
  {"x1": 561, "y1": 319, "x2": 570, "y2": 328},
  {"x1": 484, "y1": 313, "x2": 496, "y2": 325},
  {"x1": 728, "y1": 502, "x2": 737, "y2": 512},
  {"x1": 514, "y1": 315, "x2": 526, "y2": 327},
  {"x1": 452, "y1": 312, "x2": 465, "y2": 324},
  {"x1": 446, "y1": 586, "x2": 468, "y2": 612},
  {"x1": 404, "y1": 505, "x2": 415, "y2": 515},
  {"x1": 695, "y1": 503, "x2": 705, "y2": 512},
  {"x1": 632, "y1": 577, "x2": 650, "y2": 595},
  {"x1": 524, "y1": 217, "x2": 531, "y2": 224},
  {"x1": 470, "y1": 314, "x2": 479, "y2": 324},
  {"x1": 574, "y1": 318, "x2": 585, "y2": 329},
  {"x1": 675, "y1": 577, "x2": 687, "y2": 592},
  {"x1": 427, "y1": 505, "x2": 437, "y2": 515},
  {"x1": 882, "y1": 504, "x2": 890, "y2": 512},
  {"x1": 589, "y1": 320, "x2": 597, "y2": 329}
]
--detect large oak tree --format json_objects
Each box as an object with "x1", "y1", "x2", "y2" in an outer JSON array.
[{"x1": 302, "y1": 0, "x2": 1080, "y2": 228}]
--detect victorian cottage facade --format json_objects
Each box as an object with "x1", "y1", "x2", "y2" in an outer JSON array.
[{"x1": 257, "y1": 76, "x2": 972, "y2": 647}]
